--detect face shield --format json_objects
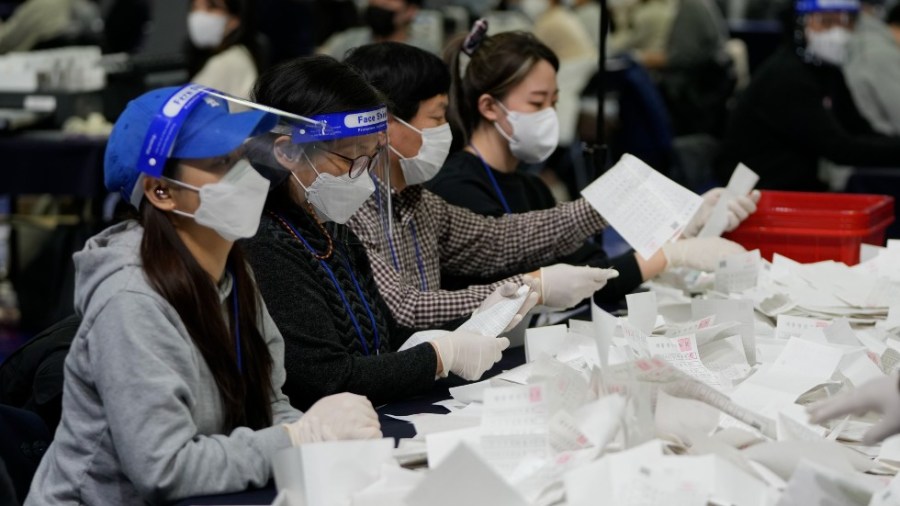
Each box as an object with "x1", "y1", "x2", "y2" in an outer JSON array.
[
  {"x1": 125, "y1": 85, "x2": 326, "y2": 241},
  {"x1": 794, "y1": 0, "x2": 859, "y2": 65},
  {"x1": 248, "y1": 105, "x2": 393, "y2": 238}
]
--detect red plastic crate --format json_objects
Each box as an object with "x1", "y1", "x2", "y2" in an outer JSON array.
[{"x1": 723, "y1": 191, "x2": 895, "y2": 265}]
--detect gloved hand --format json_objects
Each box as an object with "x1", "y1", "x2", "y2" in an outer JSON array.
[
  {"x1": 538, "y1": 264, "x2": 619, "y2": 309},
  {"x1": 283, "y1": 392, "x2": 381, "y2": 445},
  {"x1": 807, "y1": 373, "x2": 900, "y2": 445},
  {"x1": 475, "y1": 275, "x2": 541, "y2": 332},
  {"x1": 661, "y1": 237, "x2": 746, "y2": 272},
  {"x1": 432, "y1": 330, "x2": 510, "y2": 381},
  {"x1": 683, "y1": 188, "x2": 761, "y2": 237}
]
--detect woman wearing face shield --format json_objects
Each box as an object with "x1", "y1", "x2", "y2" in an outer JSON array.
[
  {"x1": 242, "y1": 56, "x2": 531, "y2": 412},
  {"x1": 420, "y1": 27, "x2": 747, "y2": 316},
  {"x1": 25, "y1": 86, "x2": 381, "y2": 505},
  {"x1": 717, "y1": 0, "x2": 900, "y2": 191}
]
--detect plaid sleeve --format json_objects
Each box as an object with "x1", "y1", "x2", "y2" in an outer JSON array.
[
  {"x1": 433, "y1": 193, "x2": 608, "y2": 277},
  {"x1": 365, "y1": 244, "x2": 526, "y2": 328}
]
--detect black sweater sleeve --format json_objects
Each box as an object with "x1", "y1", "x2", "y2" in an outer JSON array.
[{"x1": 243, "y1": 224, "x2": 437, "y2": 411}]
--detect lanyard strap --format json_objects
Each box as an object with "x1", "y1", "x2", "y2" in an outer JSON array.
[
  {"x1": 408, "y1": 219, "x2": 428, "y2": 291},
  {"x1": 228, "y1": 270, "x2": 243, "y2": 374},
  {"x1": 373, "y1": 176, "x2": 401, "y2": 271},
  {"x1": 275, "y1": 213, "x2": 380, "y2": 356},
  {"x1": 469, "y1": 143, "x2": 512, "y2": 215},
  {"x1": 373, "y1": 178, "x2": 429, "y2": 291}
]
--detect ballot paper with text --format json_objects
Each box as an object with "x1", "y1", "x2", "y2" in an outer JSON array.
[
  {"x1": 580, "y1": 154, "x2": 703, "y2": 260},
  {"x1": 698, "y1": 163, "x2": 759, "y2": 238}
]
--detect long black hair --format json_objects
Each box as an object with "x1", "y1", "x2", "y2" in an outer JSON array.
[
  {"x1": 139, "y1": 161, "x2": 273, "y2": 431},
  {"x1": 187, "y1": 0, "x2": 263, "y2": 77},
  {"x1": 344, "y1": 42, "x2": 451, "y2": 122}
]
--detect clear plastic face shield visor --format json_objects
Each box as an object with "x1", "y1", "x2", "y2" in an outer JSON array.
[
  {"x1": 131, "y1": 85, "x2": 324, "y2": 205},
  {"x1": 252, "y1": 105, "x2": 393, "y2": 243}
]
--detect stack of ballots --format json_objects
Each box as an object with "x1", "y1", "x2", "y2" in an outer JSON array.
[{"x1": 268, "y1": 157, "x2": 900, "y2": 506}]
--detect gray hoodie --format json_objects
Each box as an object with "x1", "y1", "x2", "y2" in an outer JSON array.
[{"x1": 26, "y1": 221, "x2": 301, "y2": 505}]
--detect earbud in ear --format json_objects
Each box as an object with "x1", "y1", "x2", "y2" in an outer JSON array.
[
  {"x1": 276, "y1": 143, "x2": 301, "y2": 163},
  {"x1": 154, "y1": 186, "x2": 168, "y2": 198}
]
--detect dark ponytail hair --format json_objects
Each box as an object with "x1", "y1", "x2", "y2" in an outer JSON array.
[
  {"x1": 445, "y1": 31, "x2": 559, "y2": 151},
  {"x1": 187, "y1": 0, "x2": 263, "y2": 78},
  {"x1": 251, "y1": 55, "x2": 385, "y2": 205},
  {"x1": 139, "y1": 163, "x2": 273, "y2": 432}
]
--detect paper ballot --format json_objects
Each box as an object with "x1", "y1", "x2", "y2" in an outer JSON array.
[
  {"x1": 399, "y1": 285, "x2": 530, "y2": 352},
  {"x1": 580, "y1": 154, "x2": 703, "y2": 259},
  {"x1": 698, "y1": 163, "x2": 759, "y2": 238}
]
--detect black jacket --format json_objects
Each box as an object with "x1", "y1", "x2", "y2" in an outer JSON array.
[
  {"x1": 242, "y1": 199, "x2": 438, "y2": 411},
  {"x1": 717, "y1": 45, "x2": 900, "y2": 191},
  {"x1": 426, "y1": 151, "x2": 644, "y2": 303}
]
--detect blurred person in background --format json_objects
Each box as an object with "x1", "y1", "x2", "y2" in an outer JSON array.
[
  {"x1": 717, "y1": 0, "x2": 900, "y2": 191},
  {"x1": 845, "y1": 0, "x2": 900, "y2": 136},
  {"x1": 187, "y1": 0, "x2": 261, "y2": 99},
  {"x1": 318, "y1": 0, "x2": 426, "y2": 59},
  {"x1": 0, "y1": 0, "x2": 101, "y2": 53}
]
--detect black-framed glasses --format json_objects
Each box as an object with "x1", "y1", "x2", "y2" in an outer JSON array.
[{"x1": 313, "y1": 144, "x2": 385, "y2": 179}]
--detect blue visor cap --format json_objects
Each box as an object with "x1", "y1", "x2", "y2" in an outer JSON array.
[
  {"x1": 290, "y1": 106, "x2": 388, "y2": 143},
  {"x1": 796, "y1": 0, "x2": 860, "y2": 13},
  {"x1": 105, "y1": 85, "x2": 277, "y2": 205}
]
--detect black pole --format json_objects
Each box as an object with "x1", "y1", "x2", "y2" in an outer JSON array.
[{"x1": 583, "y1": 0, "x2": 611, "y2": 180}]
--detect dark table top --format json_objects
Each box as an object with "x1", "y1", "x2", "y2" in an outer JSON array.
[{"x1": 175, "y1": 347, "x2": 527, "y2": 505}]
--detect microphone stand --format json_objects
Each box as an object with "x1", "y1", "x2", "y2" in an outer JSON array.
[{"x1": 582, "y1": 0, "x2": 611, "y2": 180}]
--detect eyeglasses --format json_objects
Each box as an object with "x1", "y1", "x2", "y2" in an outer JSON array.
[{"x1": 313, "y1": 144, "x2": 385, "y2": 179}]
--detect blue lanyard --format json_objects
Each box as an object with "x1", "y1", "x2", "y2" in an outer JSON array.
[
  {"x1": 469, "y1": 143, "x2": 512, "y2": 215},
  {"x1": 373, "y1": 178, "x2": 429, "y2": 291},
  {"x1": 228, "y1": 270, "x2": 243, "y2": 374},
  {"x1": 275, "y1": 214, "x2": 380, "y2": 356}
]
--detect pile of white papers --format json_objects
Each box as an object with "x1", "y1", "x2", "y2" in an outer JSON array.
[{"x1": 276, "y1": 249, "x2": 900, "y2": 506}]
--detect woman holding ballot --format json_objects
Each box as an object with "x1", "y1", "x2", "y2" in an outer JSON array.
[
  {"x1": 428, "y1": 24, "x2": 754, "y2": 303},
  {"x1": 242, "y1": 56, "x2": 536, "y2": 411},
  {"x1": 26, "y1": 86, "x2": 381, "y2": 505}
]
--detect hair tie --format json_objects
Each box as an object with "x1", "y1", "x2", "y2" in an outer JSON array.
[{"x1": 462, "y1": 18, "x2": 489, "y2": 57}]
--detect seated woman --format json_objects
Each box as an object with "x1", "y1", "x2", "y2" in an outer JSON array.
[
  {"x1": 427, "y1": 27, "x2": 750, "y2": 302},
  {"x1": 187, "y1": 0, "x2": 261, "y2": 99},
  {"x1": 243, "y1": 56, "x2": 534, "y2": 411},
  {"x1": 26, "y1": 86, "x2": 380, "y2": 505},
  {"x1": 341, "y1": 36, "x2": 750, "y2": 331}
]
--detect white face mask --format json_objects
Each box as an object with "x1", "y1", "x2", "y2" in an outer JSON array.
[
  {"x1": 493, "y1": 101, "x2": 560, "y2": 164},
  {"x1": 168, "y1": 159, "x2": 270, "y2": 242},
  {"x1": 388, "y1": 118, "x2": 452, "y2": 186},
  {"x1": 805, "y1": 26, "x2": 852, "y2": 66},
  {"x1": 188, "y1": 10, "x2": 229, "y2": 49},
  {"x1": 293, "y1": 153, "x2": 376, "y2": 224}
]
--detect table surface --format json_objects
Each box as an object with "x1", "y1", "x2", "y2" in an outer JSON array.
[
  {"x1": 0, "y1": 130, "x2": 107, "y2": 197},
  {"x1": 175, "y1": 347, "x2": 527, "y2": 505}
]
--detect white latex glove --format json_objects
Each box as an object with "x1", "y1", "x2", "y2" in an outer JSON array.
[
  {"x1": 474, "y1": 275, "x2": 541, "y2": 332},
  {"x1": 807, "y1": 373, "x2": 900, "y2": 445},
  {"x1": 683, "y1": 188, "x2": 762, "y2": 237},
  {"x1": 283, "y1": 392, "x2": 381, "y2": 445},
  {"x1": 432, "y1": 330, "x2": 510, "y2": 381},
  {"x1": 661, "y1": 237, "x2": 746, "y2": 272},
  {"x1": 538, "y1": 264, "x2": 619, "y2": 309}
]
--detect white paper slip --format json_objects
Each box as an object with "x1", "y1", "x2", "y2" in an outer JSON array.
[
  {"x1": 397, "y1": 329, "x2": 449, "y2": 352},
  {"x1": 714, "y1": 249, "x2": 760, "y2": 294},
  {"x1": 698, "y1": 163, "x2": 759, "y2": 238},
  {"x1": 647, "y1": 335, "x2": 723, "y2": 388},
  {"x1": 459, "y1": 285, "x2": 530, "y2": 338},
  {"x1": 524, "y1": 324, "x2": 568, "y2": 362},
  {"x1": 409, "y1": 443, "x2": 528, "y2": 506},
  {"x1": 626, "y1": 291, "x2": 658, "y2": 335},
  {"x1": 775, "y1": 315, "x2": 830, "y2": 340},
  {"x1": 580, "y1": 153, "x2": 703, "y2": 259}
]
